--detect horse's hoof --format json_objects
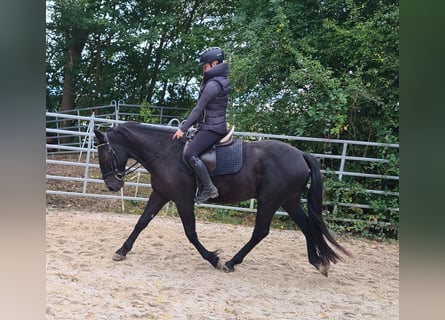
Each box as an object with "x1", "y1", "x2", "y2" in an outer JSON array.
[
  {"x1": 215, "y1": 260, "x2": 224, "y2": 270},
  {"x1": 317, "y1": 264, "x2": 330, "y2": 277},
  {"x1": 222, "y1": 262, "x2": 235, "y2": 273},
  {"x1": 112, "y1": 253, "x2": 126, "y2": 261}
]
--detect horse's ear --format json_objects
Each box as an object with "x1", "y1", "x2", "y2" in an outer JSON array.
[{"x1": 94, "y1": 128, "x2": 104, "y2": 142}]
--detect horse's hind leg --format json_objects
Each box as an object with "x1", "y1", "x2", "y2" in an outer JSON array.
[
  {"x1": 223, "y1": 201, "x2": 279, "y2": 272},
  {"x1": 113, "y1": 190, "x2": 168, "y2": 261},
  {"x1": 281, "y1": 199, "x2": 327, "y2": 275}
]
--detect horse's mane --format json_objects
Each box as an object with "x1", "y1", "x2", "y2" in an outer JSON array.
[
  {"x1": 106, "y1": 121, "x2": 177, "y2": 145},
  {"x1": 115, "y1": 121, "x2": 177, "y2": 135}
]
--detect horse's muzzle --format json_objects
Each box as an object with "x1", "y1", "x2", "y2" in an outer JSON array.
[
  {"x1": 104, "y1": 178, "x2": 124, "y2": 192},
  {"x1": 107, "y1": 184, "x2": 123, "y2": 192}
]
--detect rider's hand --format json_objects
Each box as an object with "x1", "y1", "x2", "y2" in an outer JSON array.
[{"x1": 172, "y1": 129, "x2": 184, "y2": 140}]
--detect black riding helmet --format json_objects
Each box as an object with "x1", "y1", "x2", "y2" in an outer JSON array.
[{"x1": 198, "y1": 47, "x2": 225, "y2": 66}]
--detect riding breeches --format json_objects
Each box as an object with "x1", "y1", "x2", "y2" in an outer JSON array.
[{"x1": 182, "y1": 130, "x2": 223, "y2": 161}]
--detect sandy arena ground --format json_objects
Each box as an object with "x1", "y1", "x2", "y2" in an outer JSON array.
[{"x1": 46, "y1": 209, "x2": 399, "y2": 320}]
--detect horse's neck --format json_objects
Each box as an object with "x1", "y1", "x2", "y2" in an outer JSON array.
[{"x1": 126, "y1": 133, "x2": 178, "y2": 168}]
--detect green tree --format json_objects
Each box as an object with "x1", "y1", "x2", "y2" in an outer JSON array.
[
  {"x1": 47, "y1": 0, "x2": 237, "y2": 110},
  {"x1": 228, "y1": 0, "x2": 398, "y2": 143}
]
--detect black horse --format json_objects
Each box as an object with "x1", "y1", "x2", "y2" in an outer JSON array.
[{"x1": 94, "y1": 122, "x2": 351, "y2": 276}]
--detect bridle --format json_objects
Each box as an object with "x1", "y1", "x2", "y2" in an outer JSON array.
[
  {"x1": 96, "y1": 131, "x2": 179, "y2": 181},
  {"x1": 96, "y1": 132, "x2": 129, "y2": 181}
]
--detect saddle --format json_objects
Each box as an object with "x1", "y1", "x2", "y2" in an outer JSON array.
[{"x1": 182, "y1": 126, "x2": 243, "y2": 176}]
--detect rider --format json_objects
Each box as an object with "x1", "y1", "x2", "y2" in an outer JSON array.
[{"x1": 172, "y1": 47, "x2": 230, "y2": 203}]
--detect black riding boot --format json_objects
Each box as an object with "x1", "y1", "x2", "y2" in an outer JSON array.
[{"x1": 188, "y1": 156, "x2": 219, "y2": 203}]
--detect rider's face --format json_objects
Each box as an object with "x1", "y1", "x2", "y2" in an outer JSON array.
[
  {"x1": 203, "y1": 61, "x2": 218, "y2": 72},
  {"x1": 203, "y1": 63, "x2": 212, "y2": 72}
]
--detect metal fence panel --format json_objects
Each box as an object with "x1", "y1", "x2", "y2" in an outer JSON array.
[{"x1": 46, "y1": 112, "x2": 399, "y2": 231}]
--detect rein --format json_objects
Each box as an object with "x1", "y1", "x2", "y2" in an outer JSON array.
[
  {"x1": 96, "y1": 132, "x2": 180, "y2": 180},
  {"x1": 121, "y1": 140, "x2": 179, "y2": 176}
]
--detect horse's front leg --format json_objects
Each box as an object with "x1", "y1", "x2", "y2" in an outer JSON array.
[
  {"x1": 113, "y1": 190, "x2": 168, "y2": 261},
  {"x1": 176, "y1": 201, "x2": 222, "y2": 269}
]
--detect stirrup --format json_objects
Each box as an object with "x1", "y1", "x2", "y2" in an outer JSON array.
[{"x1": 195, "y1": 185, "x2": 219, "y2": 203}]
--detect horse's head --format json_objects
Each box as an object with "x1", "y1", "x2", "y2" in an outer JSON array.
[{"x1": 94, "y1": 128, "x2": 127, "y2": 192}]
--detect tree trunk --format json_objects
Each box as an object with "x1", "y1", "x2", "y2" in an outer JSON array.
[{"x1": 60, "y1": 29, "x2": 89, "y2": 142}]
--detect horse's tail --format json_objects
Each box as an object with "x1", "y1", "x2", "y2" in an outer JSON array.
[{"x1": 303, "y1": 153, "x2": 352, "y2": 265}]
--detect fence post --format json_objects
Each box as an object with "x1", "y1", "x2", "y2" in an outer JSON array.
[
  {"x1": 117, "y1": 99, "x2": 125, "y2": 122},
  {"x1": 55, "y1": 114, "x2": 60, "y2": 145},
  {"x1": 332, "y1": 142, "x2": 349, "y2": 218},
  {"x1": 110, "y1": 100, "x2": 118, "y2": 122},
  {"x1": 116, "y1": 100, "x2": 120, "y2": 122},
  {"x1": 82, "y1": 114, "x2": 95, "y2": 194},
  {"x1": 338, "y1": 142, "x2": 348, "y2": 182},
  {"x1": 77, "y1": 109, "x2": 82, "y2": 146}
]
